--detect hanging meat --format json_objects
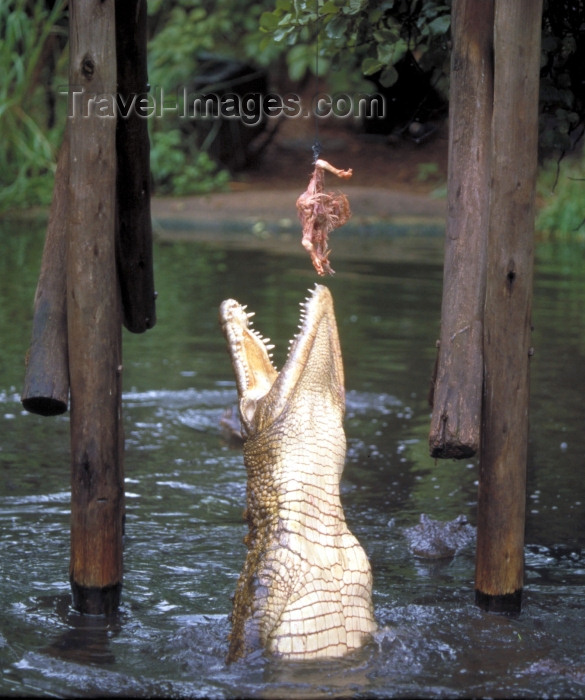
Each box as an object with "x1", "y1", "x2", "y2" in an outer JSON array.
[{"x1": 296, "y1": 159, "x2": 352, "y2": 276}]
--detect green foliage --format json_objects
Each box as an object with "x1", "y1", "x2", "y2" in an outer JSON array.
[
  {"x1": 149, "y1": 129, "x2": 230, "y2": 195},
  {"x1": 5, "y1": 0, "x2": 584, "y2": 218},
  {"x1": 537, "y1": 156, "x2": 585, "y2": 241},
  {"x1": 261, "y1": 1, "x2": 584, "y2": 162},
  {"x1": 260, "y1": 0, "x2": 451, "y2": 93},
  {"x1": 536, "y1": 4, "x2": 585, "y2": 239},
  {"x1": 416, "y1": 161, "x2": 439, "y2": 182},
  {"x1": 146, "y1": 0, "x2": 280, "y2": 195},
  {"x1": 0, "y1": 0, "x2": 67, "y2": 213},
  {"x1": 147, "y1": 0, "x2": 280, "y2": 87},
  {"x1": 1, "y1": 0, "x2": 269, "y2": 211}
]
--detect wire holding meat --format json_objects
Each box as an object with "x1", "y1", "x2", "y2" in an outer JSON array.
[{"x1": 296, "y1": 159, "x2": 352, "y2": 276}]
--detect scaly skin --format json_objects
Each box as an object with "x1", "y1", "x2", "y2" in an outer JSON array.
[{"x1": 219, "y1": 284, "x2": 376, "y2": 662}]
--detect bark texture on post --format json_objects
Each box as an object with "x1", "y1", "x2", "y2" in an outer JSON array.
[
  {"x1": 475, "y1": 0, "x2": 542, "y2": 612},
  {"x1": 67, "y1": 0, "x2": 124, "y2": 615},
  {"x1": 21, "y1": 128, "x2": 70, "y2": 416},
  {"x1": 429, "y1": 0, "x2": 494, "y2": 459},
  {"x1": 115, "y1": 0, "x2": 156, "y2": 333}
]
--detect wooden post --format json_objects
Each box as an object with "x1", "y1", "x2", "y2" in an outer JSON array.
[
  {"x1": 115, "y1": 0, "x2": 156, "y2": 333},
  {"x1": 21, "y1": 127, "x2": 70, "y2": 416},
  {"x1": 475, "y1": 0, "x2": 543, "y2": 612},
  {"x1": 67, "y1": 0, "x2": 124, "y2": 615},
  {"x1": 429, "y1": 0, "x2": 494, "y2": 459}
]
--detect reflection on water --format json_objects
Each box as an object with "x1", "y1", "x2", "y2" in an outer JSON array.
[{"x1": 1, "y1": 219, "x2": 585, "y2": 697}]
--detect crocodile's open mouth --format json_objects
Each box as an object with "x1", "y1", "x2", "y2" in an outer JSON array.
[{"x1": 219, "y1": 284, "x2": 344, "y2": 436}]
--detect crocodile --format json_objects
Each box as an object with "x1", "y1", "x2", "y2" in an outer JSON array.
[
  {"x1": 403, "y1": 514, "x2": 476, "y2": 559},
  {"x1": 219, "y1": 284, "x2": 376, "y2": 662}
]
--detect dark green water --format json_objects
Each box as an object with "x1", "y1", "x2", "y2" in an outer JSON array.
[{"x1": 1, "y1": 217, "x2": 585, "y2": 697}]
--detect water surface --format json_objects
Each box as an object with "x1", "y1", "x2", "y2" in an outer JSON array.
[{"x1": 1, "y1": 218, "x2": 585, "y2": 697}]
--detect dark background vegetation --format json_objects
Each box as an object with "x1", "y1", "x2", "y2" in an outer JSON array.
[{"x1": 1, "y1": 0, "x2": 584, "y2": 236}]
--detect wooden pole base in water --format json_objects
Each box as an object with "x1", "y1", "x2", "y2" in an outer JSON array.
[
  {"x1": 474, "y1": 0, "x2": 542, "y2": 613},
  {"x1": 21, "y1": 128, "x2": 70, "y2": 417},
  {"x1": 67, "y1": 0, "x2": 124, "y2": 615},
  {"x1": 70, "y1": 581, "x2": 122, "y2": 617},
  {"x1": 475, "y1": 589, "x2": 522, "y2": 615}
]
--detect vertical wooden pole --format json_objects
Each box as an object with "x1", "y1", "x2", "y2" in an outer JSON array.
[
  {"x1": 21, "y1": 127, "x2": 70, "y2": 416},
  {"x1": 475, "y1": 0, "x2": 543, "y2": 612},
  {"x1": 429, "y1": 0, "x2": 494, "y2": 459},
  {"x1": 67, "y1": 0, "x2": 123, "y2": 615},
  {"x1": 115, "y1": 0, "x2": 157, "y2": 334}
]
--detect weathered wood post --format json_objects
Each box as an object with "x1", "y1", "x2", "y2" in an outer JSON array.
[
  {"x1": 429, "y1": 0, "x2": 494, "y2": 459},
  {"x1": 67, "y1": 0, "x2": 123, "y2": 614},
  {"x1": 115, "y1": 0, "x2": 156, "y2": 333},
  {"x1": 475, "y1": 0, "x2": 543, "y2": 612},
  {"x1": 21, "y1": 127, "x2": 70, "y2": 416},
  {"x1": 429, "y1": 0, "x2": 543, "y2": 611}
]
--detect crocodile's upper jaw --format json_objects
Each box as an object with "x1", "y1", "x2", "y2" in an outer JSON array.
[
  {"x1": 219, "y1": 285, "x2": 345, "y2": 437},
  {"x1": 219, "y1": 297, "x2": 278, "y2": 434}
]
